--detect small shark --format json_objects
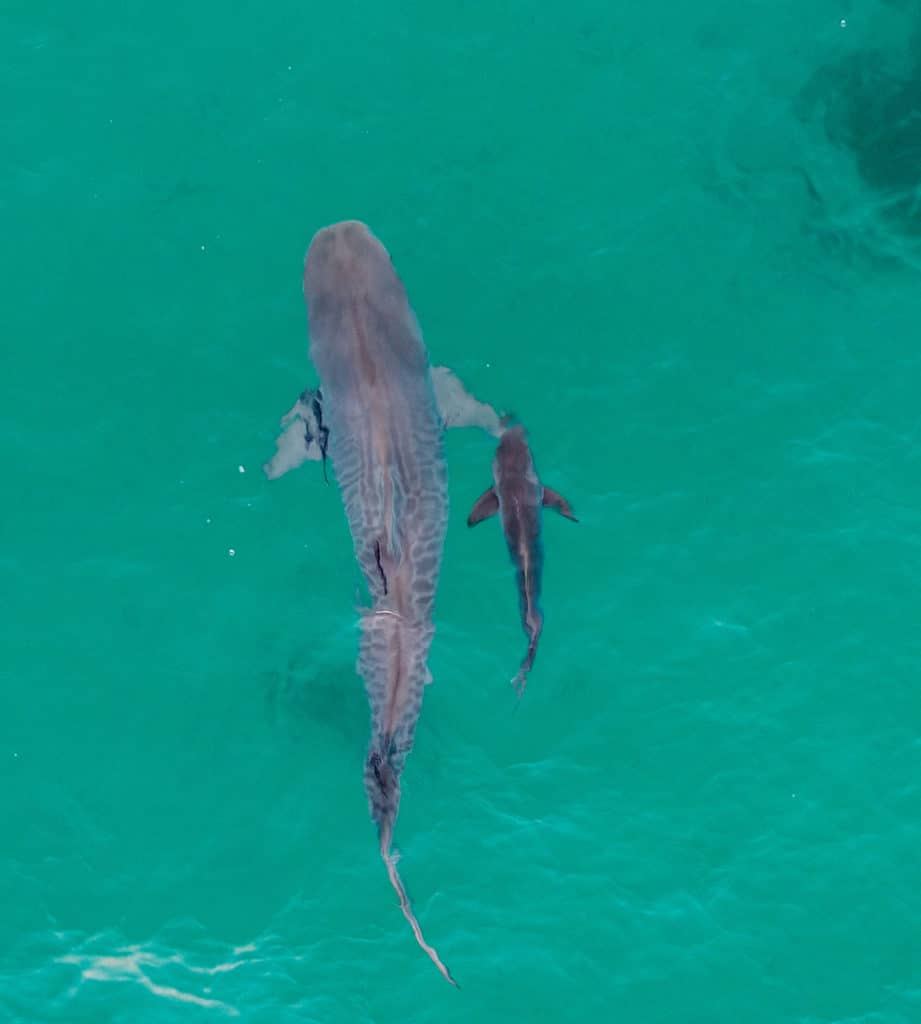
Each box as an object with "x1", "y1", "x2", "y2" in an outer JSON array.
[{"x1": 467, "y1": 423, "x2": 577, "y2": 696}]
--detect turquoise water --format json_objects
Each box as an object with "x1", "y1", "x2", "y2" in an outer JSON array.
[{"x1": 3, "y1": 2, "x2": 921, "y2": 1021}]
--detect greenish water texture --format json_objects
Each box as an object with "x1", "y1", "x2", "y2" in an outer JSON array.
[{"x1": 3, "y1": 2, "x2": 921, "y2": 1022}]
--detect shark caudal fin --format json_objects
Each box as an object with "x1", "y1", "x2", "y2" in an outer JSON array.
[
  {"x1": 542, "y1": 487, "x2": 578, "y2": 522},
  {"x1": 381, "y1": 839, "x2": 459, "y2": 987},
  {"x1": 367, "y1": 750, "x2": 458, "y2": 987},
  {"x1": 467, "y1": 486, "x2": 499, "y2": 526}
]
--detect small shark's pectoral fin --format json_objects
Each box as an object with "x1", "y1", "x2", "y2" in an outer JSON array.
[
  {"x1": 467, "y1": 486, "x2": 499, "y2": 526},
  {"x1": 432, "y1": 365, "x2": 502, "y2": 437},
  {"x1": 542, "y1": 487, "x2": 578, "y2": 522}
]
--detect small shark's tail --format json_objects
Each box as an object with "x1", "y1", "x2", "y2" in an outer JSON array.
[
  {"x1": 513, "y1": 609, "x2": 544, "y2": 699},
  {"x1": 366, "y1": 750, "x2": 458, "y2": 988}
]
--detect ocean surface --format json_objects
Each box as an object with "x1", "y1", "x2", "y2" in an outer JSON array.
[{"x1": 3, "y1": 2, "x2": 920, "y2": 1021}]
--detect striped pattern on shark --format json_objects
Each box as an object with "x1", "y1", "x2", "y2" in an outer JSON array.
[{"x1": 302, "y1": 221, "x2": 456, "y2": 985}]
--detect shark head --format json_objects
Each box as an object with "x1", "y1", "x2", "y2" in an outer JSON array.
[{"x1": 494, "y1": 423, "x2": 533, "y2": 480}]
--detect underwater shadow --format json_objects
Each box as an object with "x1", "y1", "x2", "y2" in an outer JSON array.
[
  {"x1": 797, "y1": 19, "x2": 921, "y2": 255},
  {"x1": 260, "y1": 649, "x2": 367, "y2": 749}
]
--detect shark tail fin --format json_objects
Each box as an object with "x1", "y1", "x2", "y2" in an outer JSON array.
[
  {"x1": 512, "y1": 608, "x2": 544, "y2": 700},
  {"x1": 379, "y1": 824, "x2": 459, "y2": 987}
]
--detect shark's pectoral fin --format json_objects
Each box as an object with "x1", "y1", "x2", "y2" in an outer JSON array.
[
  {"x1": 432, "y1": 365, "x2": 502, "y2": 436},
  {"x1": 467, "y1": 486, "x2": 499, "y2": 526},
  {"x1": 264, "y1": 415, "x2": 321, "y2": 480},
  {"x1": 542, "y1": 487, "x2": 578, "y2": 522},
  {"x1": 263, "y1": 387, "x2": 327, "y2": 481}
]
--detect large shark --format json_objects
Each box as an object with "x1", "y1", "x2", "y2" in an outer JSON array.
[
  {"x1": 275, "y1": 221, "x2": 499, "y2": 985},
  {"x1": 467, "y1": 423, "x2": 577, "y2": 696}
]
